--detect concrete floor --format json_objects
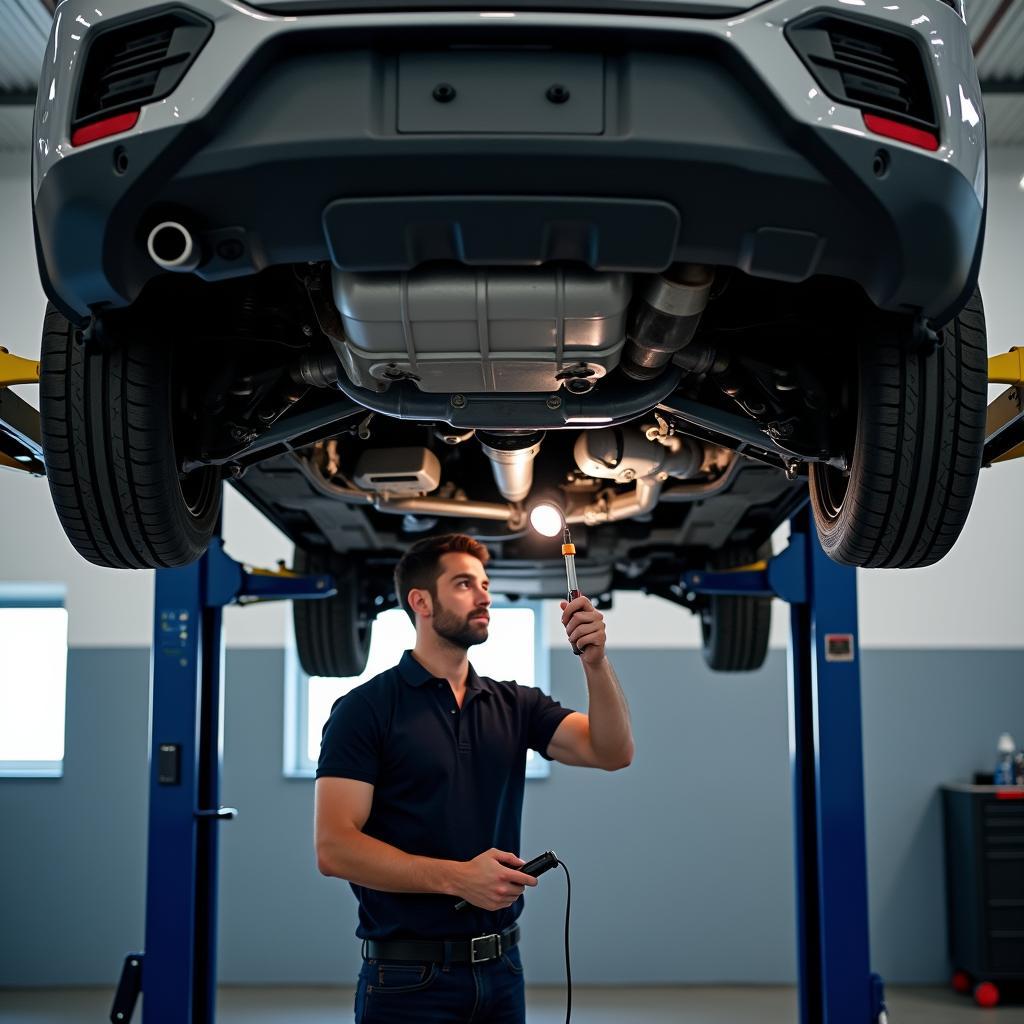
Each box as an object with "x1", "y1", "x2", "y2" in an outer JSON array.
[{"x1": 0, "y1": 985, "x2": 1022, "y2": 1023}]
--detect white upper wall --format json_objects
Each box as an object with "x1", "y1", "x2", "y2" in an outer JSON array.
[{"x1": 1, "y1": 149, "x2": 1021, "y2": 648}]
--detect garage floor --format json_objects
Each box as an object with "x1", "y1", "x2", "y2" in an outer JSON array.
[{"x1": 1, "y1": 985, "x2": 1022, "y2": 1022}]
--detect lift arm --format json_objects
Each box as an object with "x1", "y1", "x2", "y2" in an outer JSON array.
[
  {"x1": 0, "y1": 347, "x2": 43, "y2": 476},
  {"x1": 680, "y1": 541, "x2": 807, "y2": 604},
  {"x1": 985, "y1": 347, "x2": 1024, "y2": 466}
]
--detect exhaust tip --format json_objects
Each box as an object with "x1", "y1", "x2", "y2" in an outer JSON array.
[{"x1": 147, "y1": 221, "x2": 200, "y2": 272}]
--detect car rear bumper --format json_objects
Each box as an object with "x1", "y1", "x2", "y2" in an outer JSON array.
[{"x1": 33, "y1": 0, "x2": 985, "y2": 322}]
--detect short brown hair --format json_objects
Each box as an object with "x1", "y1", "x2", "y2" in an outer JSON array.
[{"x1": 394, "y1": 534, "x2": 491, "y2": 623}]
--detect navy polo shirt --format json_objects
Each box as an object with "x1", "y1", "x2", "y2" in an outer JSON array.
[{"x1": 317, "y1": 650, "x2": 574, "y2": 941}]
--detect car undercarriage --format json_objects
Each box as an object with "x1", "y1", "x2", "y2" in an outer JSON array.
[{"x1": 30, "y1": 0, "x2": 990, "y2": 673}]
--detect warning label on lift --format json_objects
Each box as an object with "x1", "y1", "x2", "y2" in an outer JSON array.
[{"x1": 824, "y1": 633, "x2": 855, "y2": 662}]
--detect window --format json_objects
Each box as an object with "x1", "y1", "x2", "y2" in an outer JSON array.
[
  {"x1": 0, "y1": 584, "x2": 68, "y2": 778},
  {"x1": 285, "y1": 602, "x2": 552, "y2": 779}
]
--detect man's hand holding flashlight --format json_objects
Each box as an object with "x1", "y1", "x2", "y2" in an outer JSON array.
[
  {"x1": 559, "y1": 595, "x2": 606, "y2": 665},
  {"x1": 453, "y1": 849, "x2": 539, "y2": 911}
]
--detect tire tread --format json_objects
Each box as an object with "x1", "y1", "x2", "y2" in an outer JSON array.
[
  {"x1": 38, "y1": 305, "x2": 221, "y2": 569},
  {"x1": 293, "y1": 548, "x2": 373, "y2": 679},
  {"x1": 811, "y1": 290, "x2": 987, "y2": 568},
  {"x1": 702, "y1": 541, "x2": 773, "y2": 673}
]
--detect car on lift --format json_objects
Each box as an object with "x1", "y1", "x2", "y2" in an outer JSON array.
[{"x1": 31, "y1": 0, "x2": 988, "y2": 675}]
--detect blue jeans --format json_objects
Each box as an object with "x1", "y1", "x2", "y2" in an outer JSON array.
[{"x1": 354, "y1": 945, "x2": 526, "y2": 1023}]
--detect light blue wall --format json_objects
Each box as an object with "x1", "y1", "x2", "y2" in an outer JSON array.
[{"x1": 1, "y1": 647, "x2": 1022, "y2": 988}]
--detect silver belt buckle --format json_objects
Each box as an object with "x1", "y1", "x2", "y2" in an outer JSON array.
[{"x1": 470, "y1": 933, "x2": 500, "y2": 963}]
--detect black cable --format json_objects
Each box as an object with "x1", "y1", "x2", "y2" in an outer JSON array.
[{"x1": 557, "y1": 859, "x2": 572, "y2": 1024}]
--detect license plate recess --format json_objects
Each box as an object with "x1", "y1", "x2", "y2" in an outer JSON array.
[{"x1": 397, "y1": 51, "x2": 604, "y2": 134}]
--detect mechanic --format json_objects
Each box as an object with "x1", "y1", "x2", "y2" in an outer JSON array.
[{"x1": 314, "y1": 533, "x2": 634, "y2": 1023}]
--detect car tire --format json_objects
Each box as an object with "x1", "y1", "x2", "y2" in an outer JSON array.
[
  {"x1": 293, "y1": 547, "x2": 373, "y2": 678},
  {"x1": 809, "y1": 289, "x2": 988, "y2": 568},
  {"x1": 38, "y1": 305, "x2": 222, "y2": 569},
  {"x1": 700, "y1": 541, "x2": 773, "y2": 673}
]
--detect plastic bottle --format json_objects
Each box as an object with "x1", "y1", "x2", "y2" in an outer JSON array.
[
  {"x1": 994, "y1": 733, "x2": 1017, "y2": 786},
  {"x1": 1014, "y1": 750, "x2": 1024, "y2": 786}
]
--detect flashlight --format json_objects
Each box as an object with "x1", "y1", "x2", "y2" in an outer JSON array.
[
  {"x1": 529, "y1": 501, "x2": 563, "y2": 538},
  {"x1": 561, "y1": 525, "x2": 583, "y2": 658},
  {"x1": 529, "y1": 499, "x2": 584, "y2": 657}
]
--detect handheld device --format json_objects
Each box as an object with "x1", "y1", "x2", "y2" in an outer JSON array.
[
  {"x1": 562, "y1": 527, "x2": 583, "y2": 657},
  {"x1": 453, "y1": 850, "x2": 559, "y2": 911}
]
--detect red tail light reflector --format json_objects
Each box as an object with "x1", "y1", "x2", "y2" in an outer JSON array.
[
  {"x1": 862, "y1": 113, "x2": 939, "y2": 152},
  {"x1": 71, "y1": 110, "x2": 139, "y2": 147}
]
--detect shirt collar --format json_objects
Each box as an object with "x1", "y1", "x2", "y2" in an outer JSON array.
[{"x1": 399, "y1": 650, "x2": 491, "y2": 694}]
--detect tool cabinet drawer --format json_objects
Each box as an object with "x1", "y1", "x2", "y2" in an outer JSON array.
[{"x1": 943, "y1": 784, "x2": 1024, "y2": 980}]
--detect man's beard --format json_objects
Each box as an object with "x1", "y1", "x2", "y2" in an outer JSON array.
[{"x1": 432, "y1": 598, "x2": 488, "y2": 650}]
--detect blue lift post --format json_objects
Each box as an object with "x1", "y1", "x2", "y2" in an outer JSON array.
[
  {"x1": 109, "y1": 516, "x2": 335, "y2": 1024},
  {"x1": 683, "y1": 504, "x2": 885, "y2": 1024}
]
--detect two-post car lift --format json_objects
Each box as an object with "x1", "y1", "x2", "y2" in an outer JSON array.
[{"x1": 2, "y1": 344, "x2": 1022, "y2": 1024}]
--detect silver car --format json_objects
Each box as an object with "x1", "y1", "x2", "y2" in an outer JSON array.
[{"x1": 31, "y1": 0, "x2": 988, "y2": 670}]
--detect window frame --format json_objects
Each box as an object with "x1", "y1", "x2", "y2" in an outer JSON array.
[
  {"x1": 284, "y1": 598, "x2": 553, "y2": 780},
  {"x1": 0, "y1": 583, "x2": 68, "y2": 779}
]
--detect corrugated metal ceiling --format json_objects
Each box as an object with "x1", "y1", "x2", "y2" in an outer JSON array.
[
  {"x1": 970, "y1": 0, "x2": 1024, "y2": 81},
  {"x1": 0, "y1": 0, "x2": 1022, "y2": 148},
  {"x1": 0, "y1": 0, "x2": 51, "y2": 95}
]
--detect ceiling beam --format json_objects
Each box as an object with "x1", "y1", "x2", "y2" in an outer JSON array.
[
  {"x1": 0, "y1": 91, "x2": 36, "y2": 107},
  {"x1": 980, "y1": 80, "x2": 1024, "y2": 95},
  {"x1": 973, "y1": 0, "x2": 1017, "y2": 58}
]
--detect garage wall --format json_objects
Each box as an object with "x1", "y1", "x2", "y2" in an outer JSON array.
[
  {"x1": 1, "y1": 645, "x2": 1022, "y2": 988},
  {"x1": 1, "y1": 149, "x2": 1023, "y2": 649}
]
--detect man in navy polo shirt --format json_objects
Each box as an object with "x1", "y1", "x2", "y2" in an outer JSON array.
[{"x1": 315, "y1": 533, "x2": 634, "y2": 1023}]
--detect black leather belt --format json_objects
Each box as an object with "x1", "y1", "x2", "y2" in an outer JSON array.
[{"x1": 363, "y1": 924, "x2": 520, "y2": 965}]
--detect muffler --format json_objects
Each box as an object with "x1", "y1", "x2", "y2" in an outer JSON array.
[{"x1": 574, "y1": 426, "x2": 703, "y2": 484}]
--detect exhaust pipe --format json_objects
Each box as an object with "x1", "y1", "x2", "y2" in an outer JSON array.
[
  {"x1": 478, "y1": 432, "x2": 544, "y2": 503},
  {"x1": 621, "y1": 264, "x2": 714, "y2": 381},
  {"x1": 146, "y1": 221, "x2": 201, "y2": 272}
]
